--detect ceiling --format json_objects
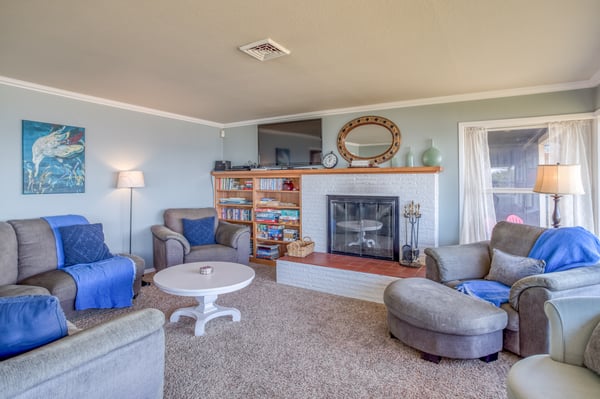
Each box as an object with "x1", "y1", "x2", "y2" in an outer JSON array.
[{"x1": 1, "y1": 0, "x2": 600, "y2": 126}]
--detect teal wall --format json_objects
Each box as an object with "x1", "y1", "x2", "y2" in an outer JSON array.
[
  {"x1": 2, "y1": 83, "x2": 596, "y2": 264},
  {"x1": 225, "y1": 88, "x2": 598, "y2": 245},
  {"x1": 0, "y1": 84, "x2": 221, "y2": 267}
]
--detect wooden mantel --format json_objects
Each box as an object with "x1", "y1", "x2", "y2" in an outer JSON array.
[{"x1": 211, "y1": 166, "x2": 442, "y2": 177}]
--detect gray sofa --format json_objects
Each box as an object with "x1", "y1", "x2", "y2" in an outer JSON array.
[
  {"x1": 507, "y1": 297, "x2": 600, "y2": 398},
  {"x1": 151, "y1": 208, "x2": 251, "y2": 270},
  {"x1": 0, "y1": 308, "x2": 165, "y2": 399},
  {"x1": 0, "y1": 217, "x2": 145, "y2": 318},
  {"x1": 425, "y1": 221, "x2": 600, "y2": 357}
]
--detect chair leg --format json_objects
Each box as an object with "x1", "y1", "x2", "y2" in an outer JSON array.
[
  {"x1": 479, "y1": 352, "x2": 499, "y2": 363},
  {"x1": 421, "y1": 352, "x2": 442, "y2": 363}
]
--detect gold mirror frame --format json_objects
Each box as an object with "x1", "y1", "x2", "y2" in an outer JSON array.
[{"x1": 336, "y1": 116, "x2": 401, "y2": 166}]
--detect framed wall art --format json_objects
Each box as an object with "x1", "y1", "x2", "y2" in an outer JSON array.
[{"x1": 22, "y1": 120, "x2": 85, "y2": 194}]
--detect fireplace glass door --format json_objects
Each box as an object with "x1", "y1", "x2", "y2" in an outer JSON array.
[{"x1": 327, "y1": 195, "x2": 399, "y2": 261}]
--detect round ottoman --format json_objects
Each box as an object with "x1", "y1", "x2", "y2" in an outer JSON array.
[{"x1": 384, "y1": 277, "x2": 508, "y2": 363}]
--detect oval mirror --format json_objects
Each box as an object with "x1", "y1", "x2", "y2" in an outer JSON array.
[{"x1": 337, "y1": 116, "x2": 401, "y2": 166}]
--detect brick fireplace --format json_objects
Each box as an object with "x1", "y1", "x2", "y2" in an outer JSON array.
[{"x1": 301, "y1": 171, "x2": 439, "y2": 252}]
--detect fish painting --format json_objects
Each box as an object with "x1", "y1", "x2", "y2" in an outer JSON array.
[{"x1": 22, "y1": 120, "x2": 85, "y2": 194}]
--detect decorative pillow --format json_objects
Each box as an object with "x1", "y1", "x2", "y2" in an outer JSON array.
[
  {"x1": 0, "y1": 295, "x2": 68, "y2": 360},
  {"x1": 485, "y1": 248, "x2": 545, "y2": 286},
  {"x1": 584, "y1": 320, "x2": 600, "y2": 375},
  {"x1": 182, "y1": 217, "x2": 216, "y2": 246},
  {"x1": 59, "y1": 223, "x2": 112, "y2": 266}
]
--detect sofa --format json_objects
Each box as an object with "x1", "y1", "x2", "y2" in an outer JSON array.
[
  {"x1": 0, "y1": 307, "x2": 166, "y2": 399},
  {"x1": 507, "y1": 297, "x2": 600, "y2": 398},
  {"x1": 151, "y1": 208, "x2": 251, "y2": 270},
  {"x1": 0, "y1": 217, "x2": 145, "y2": 318},
  {"x1": 425, "y1": 221, "x2": 600, "y2": 357}
]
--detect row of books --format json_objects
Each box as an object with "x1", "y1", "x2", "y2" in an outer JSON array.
[
  {"x1": 217, "y1": 178, "x2": 253, "y2": 190},
  {"x1": 256, "y1": 244, "x2": 280, "y2": 260},
  {"x1": 220, "y1": 208, "x2": 252, "y2": 221},
  {"x1": 257, "y1": 178, "x2": 290, "y2": 191},
  {"x1": 255, "y1": 208, "x2": 300, "y2": 223},
  {"x1": 256, "y1": 224, "x2": 299, "y2": 242}
]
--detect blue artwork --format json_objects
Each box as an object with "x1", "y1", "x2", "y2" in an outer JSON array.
[{"x1": 22, "y1": 120, "x2": 85, "y2": 194}]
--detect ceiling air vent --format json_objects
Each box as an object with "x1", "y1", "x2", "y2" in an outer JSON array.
[{"x1": 239, "y1": 38, "x2": 290, "y2": 61}]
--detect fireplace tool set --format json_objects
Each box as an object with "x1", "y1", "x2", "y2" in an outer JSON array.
[{"x1": 400, "y1": 201, "x2": 421, "y2": 267}]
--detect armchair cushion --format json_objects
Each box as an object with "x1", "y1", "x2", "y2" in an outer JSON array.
[
  {"x1": 584, "y1": 321, "x2": 600, "y2": 375},
  {"x1": 182, "y1": 217, "x2": 216, "y2": 246},
  {"x1": 485, "y1": 248, "x2": 545, "y2": 286},
  {"x1": 59, "y1": 223, "x2": 112, "y2": 266},
  {"x1": 0, "y1": 295, "x2": 68, "y2": 359}
]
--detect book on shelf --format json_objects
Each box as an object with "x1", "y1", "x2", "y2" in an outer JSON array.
[
  {"x1": 256, "y1": 243, "x2": 280, "y2": 259},
  {"x1": 283, "y1": 229, "x2": 298, "y2": 242}
]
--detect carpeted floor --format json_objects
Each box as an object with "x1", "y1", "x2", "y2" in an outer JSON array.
[{"x1": 70, "y1": 264, "x2": 519, "y2": 399}]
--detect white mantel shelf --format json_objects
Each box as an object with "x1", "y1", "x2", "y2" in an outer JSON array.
[{"x1": 211, "y1": 166, "x2": 442, "y2": 177}]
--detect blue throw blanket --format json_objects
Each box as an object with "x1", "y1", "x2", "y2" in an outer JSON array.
[
  {"x1": 62, "y1": 256, "x2": 135, "y2": 310},
  {"x1": 42, "y1": 215, "x2": 89, "y2": 268},
  {"x1": 528, "y1": 227, "x2": 600, "y2": 273},
  {"x1": 455, "y1": 280, "x2": 511, "y2": 307},
  {"x1": 43, "y1": 215, "x2": 135, "y2": 310}
]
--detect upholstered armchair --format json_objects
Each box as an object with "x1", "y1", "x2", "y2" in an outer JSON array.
[
  {"x1": 507, "y1": 297, "x2": 600, "y2": 398},
  {"x1": 151, "y1": 208, "x2": 250, "y2": 270},
  {"x1": 425, "y1": 221, "x2": 600, "y2": 357}
]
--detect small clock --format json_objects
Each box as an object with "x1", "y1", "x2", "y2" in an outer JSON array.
[{"x1": 322, "y1": 151, "x2": 338, "y2": 169}]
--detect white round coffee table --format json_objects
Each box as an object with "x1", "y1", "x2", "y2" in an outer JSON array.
[{"x1": 153, "y1": 262, "x2": 255, "y2": 336}]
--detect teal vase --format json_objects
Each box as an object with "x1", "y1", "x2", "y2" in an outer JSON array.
[{"x1": 422, "y1": 139, "x2": 442, "y2": 166}]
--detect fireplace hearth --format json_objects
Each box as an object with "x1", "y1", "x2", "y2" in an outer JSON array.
[{"x1": 327, "y1": 195, "x2": 399, "y2": 261}]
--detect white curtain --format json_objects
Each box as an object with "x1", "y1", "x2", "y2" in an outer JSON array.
[
  {"x1": 460, "y1": 127, "x2": 497, "y2": 243},
  {"x1": 548, "y1": 120, "x2": 595, "y2": 232}
]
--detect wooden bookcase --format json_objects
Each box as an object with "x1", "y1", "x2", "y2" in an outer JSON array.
[{"x1": 212, "y1": 171, "x2": 302, "y2": 266}]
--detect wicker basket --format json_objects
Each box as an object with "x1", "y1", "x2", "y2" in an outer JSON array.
[{"x1": 286, "y1": 236, "x2": 315, "y2": 257}]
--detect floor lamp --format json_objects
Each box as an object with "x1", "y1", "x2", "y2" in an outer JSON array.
[
  {"x1": 117, "y1": 170, "x2": 145, "y2": 253},
  {"x1": 533, "y1": 163, "x2": 584, "y2": 228}
]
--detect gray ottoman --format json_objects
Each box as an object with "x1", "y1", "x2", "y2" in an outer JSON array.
[{"x1": 384, "y1": 277, "x2": 508, "y2": 363}]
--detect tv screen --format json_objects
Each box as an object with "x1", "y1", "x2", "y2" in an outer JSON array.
[{"x1": 258, "y1": 119, "x2": 322, "y2": 167}]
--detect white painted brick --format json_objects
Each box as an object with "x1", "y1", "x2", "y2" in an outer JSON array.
[
  {"x1": 276, "y1": 260, "x2": 399, "y2": 303},
  {"x1": 301, "y1": 173, "x2": 438, "y2": 253}
]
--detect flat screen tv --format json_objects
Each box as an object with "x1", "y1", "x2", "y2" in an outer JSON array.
[{"x1": 258, "y1": 119, "x2": 322, "y2": 168}]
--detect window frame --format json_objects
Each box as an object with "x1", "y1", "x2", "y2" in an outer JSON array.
[{"x1": 458, "y1": 112, "x2": 598, "y2": 233}]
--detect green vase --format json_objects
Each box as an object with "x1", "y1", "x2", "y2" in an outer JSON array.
[{"x1": 422, "y1": 139, "x2": 442, "y2": 166}]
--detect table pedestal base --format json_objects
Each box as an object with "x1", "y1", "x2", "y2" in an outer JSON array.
[{"x1": 169, "y1": 294, "x2": 241, "y2": 336}]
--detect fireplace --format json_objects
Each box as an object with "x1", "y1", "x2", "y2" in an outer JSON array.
[{"x1": 327, "y1": 195, "x2": 399, "y2": 261}]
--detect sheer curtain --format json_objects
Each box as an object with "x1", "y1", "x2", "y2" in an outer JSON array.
[
  {"x1": 460, "y1": 127, "x2": 497, "y2": 243},
  {"x1": 547, "y1": 120, "x2": 595, "y2": 232}
]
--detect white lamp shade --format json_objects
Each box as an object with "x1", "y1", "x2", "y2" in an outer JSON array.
[
  {"x1": 117, "y1": 170, "x2": 145, "y2": 188},
  {"x1": 533, "y1": 164, "x2": 584, "y2": 195}
]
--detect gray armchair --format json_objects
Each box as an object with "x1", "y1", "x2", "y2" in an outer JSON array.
[
  {"x1": 507, "y1": 297, "x2": 600, "y2": 398},
  {"x1": 151, "y1": 208, "x2": 250, "y2": 270},
  {"x1": 425, "y1": 221, "x2": 600, "y2": 357}
]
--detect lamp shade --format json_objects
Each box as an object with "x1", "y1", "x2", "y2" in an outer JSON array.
[
  {"x1": 533, "y1": 164, "x2": 584, "y2": 195},
  {"x1": 117, "y1": 171, "x2": 145, "y2": 188}
]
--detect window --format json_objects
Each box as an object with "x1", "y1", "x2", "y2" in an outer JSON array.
[{"x1": 459, "y1": 114, "x2": 596, "y2": 243}]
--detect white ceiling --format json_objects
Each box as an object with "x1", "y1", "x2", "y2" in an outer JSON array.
[{"x1": 1, "y1": 0, "x2": 600, "y2": 126}]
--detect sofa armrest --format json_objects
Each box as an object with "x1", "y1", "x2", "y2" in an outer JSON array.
[
  {"x1": 545, "y1": 297, "x2": 600, "y2": 366},
  {"x1": 425, "y1": 241, "x2": 491, "y2": 283},
  {"x1": 151, "y1": 225, "x2": 190, "y2": 253},
  {"x1": 0, "y1": 308, "x2": 165, "y2": 399},
  {"x1": 215, "y1": 221, "x2": 250, "y2": 249},
  {"x1": 510, "y1": 265, "x2": 600, "y2": 310}
]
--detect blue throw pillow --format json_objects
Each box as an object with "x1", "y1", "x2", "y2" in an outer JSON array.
[
  {"x1": 0, "y1": 295, "x2": 68, "y2": 360},
  {"x1": 59, "y1": 223, "x2": 112, "y2": 266},
  {"x1": 182, "y1": 217, "x2": 216, "y2": 246}
]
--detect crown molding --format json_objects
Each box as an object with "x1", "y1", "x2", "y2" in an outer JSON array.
[
  {"x1": 0, "y1": 76, "x2": 224, "y2": 128},
  {"x1": 225, "y1": 76, "x2": 600, "y2": 128},
  {"x1": 1, "y1": 72, "x2": 598, "y2": 130}
]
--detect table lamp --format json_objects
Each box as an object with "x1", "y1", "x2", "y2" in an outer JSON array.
[{"x1": 533, "y1": 163, "x2": 584, "y2": 228}]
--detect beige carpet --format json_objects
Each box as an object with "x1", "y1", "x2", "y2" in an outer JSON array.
[{"x1": 70, "y1": 264, "x2": 519, "y2": 399}]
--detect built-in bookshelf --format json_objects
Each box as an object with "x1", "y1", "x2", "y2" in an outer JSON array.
[{"x1": 212, "y1": 171, "x2": 302, "y2": 266}]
